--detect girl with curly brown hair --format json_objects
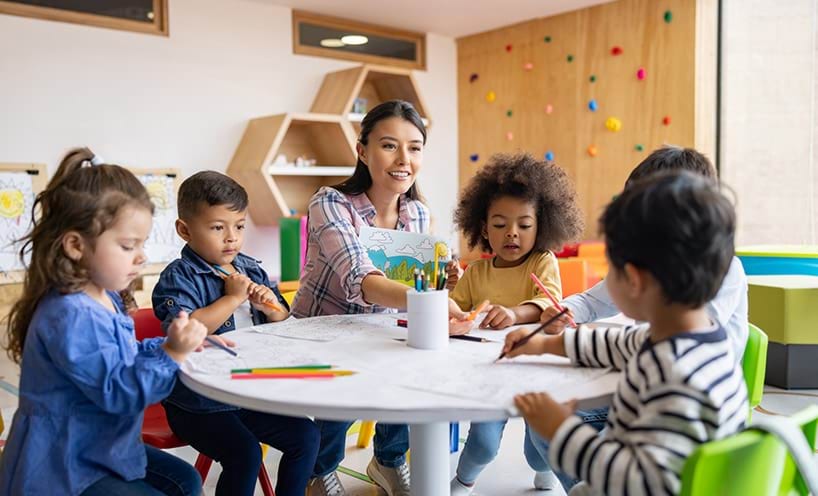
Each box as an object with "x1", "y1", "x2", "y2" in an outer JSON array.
[{"x1": 450, "y1": 152, "x2": 583, "y2": 495}]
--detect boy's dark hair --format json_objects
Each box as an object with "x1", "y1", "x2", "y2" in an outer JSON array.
[
  {"x1": 601, "y1": 170, "x2": 735, "y2": 307},
  {"x1": 177, "y1": 171, "x2": 248, "y2": 220},
  {"x1": 454, "y1": 153, "x2": 584, "y2": 253},
  {"x1": 626, "y1": 145, "x2": 716, "y2": 186}
]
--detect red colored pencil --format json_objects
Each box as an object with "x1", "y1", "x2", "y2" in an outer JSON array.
[{"x1": 529, "y1": 272, "x2": 577, "y2": 327}]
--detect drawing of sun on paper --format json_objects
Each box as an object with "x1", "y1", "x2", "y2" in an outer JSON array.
[
  {"x1": 359, "y1": 226, "x2": 450, "y2": 286},
  {"x1": 137, "y1": 175, "x2": 184, "y2": 264},
  {"x1": 0, "y1": 172, "x2": 35, "y2": 273}
]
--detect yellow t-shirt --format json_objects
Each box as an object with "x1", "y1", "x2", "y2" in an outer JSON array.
[{"x1": 450, "y1": 250, "x2": 562, "y2": 312}]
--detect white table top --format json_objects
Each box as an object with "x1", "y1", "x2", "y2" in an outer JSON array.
[{"x1": 180, "y1": 314, "x2": 618, "y2": 423}]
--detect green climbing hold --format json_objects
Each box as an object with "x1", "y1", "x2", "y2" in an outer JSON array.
[
  {"x1": 635, "y1": 144, "x2": 645, "y2": 152},
  {"x1": 567, "y1": 54, "x2": 574, "y2": 63},
  {"x1": 544, "y1": 36, "x2": 552, "y2": 43},
  {"x1": 664, "y1": 10, "x2": 672, "y2": 23},
  {"x1": 506, "y1": 109, "x2": 513, "y2": 117},
  {"x1": 590, "y1": 75, "x2": 596, "y2": 83}
]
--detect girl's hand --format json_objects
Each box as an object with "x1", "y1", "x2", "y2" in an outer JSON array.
[
  {"x1": 224, "y1": 273, "x2": 252, "y2": 302},
  {"x1": 199, "y1": 333, "x2": 236, "y2": 352},
  {"x1": 444, "y1": 259, "x2": 463, "y2": 290},
  {"x1": 163, "y1": 311, "x2": 208, "y2": 363},
  {"x1": 502, "y1": 328, "x2": 548, "y2": 358},
  {"x1": 480, "y1": 304, "x2": 516, "y2": 329},
  {"x1": 514, "y1": 393, "x2": 577, "y2": 440},
  {"x1": 539, "y1": 306, "x2": 575, "y2": 334}
]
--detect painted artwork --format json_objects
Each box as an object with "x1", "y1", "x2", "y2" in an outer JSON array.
[
  {"x1": 359, "y1": 226, "x2": 450, "y2": 286},
  {"x1": 0, "y1": 172, "x2": 36, "y2": 274},
  {"x1": 137, "y1": 174, "x2": 184, "y2": 263}
]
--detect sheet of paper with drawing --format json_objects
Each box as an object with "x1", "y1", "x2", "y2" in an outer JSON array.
[
  {"x1": 359, "y1": 226, "x2": 450, "y2": 286},
  {"x1": 247, "y1": 313, "x2": 401, "y2": 342},
  {"x1": 136, "y1": 174, "x2": 184, "y2": 263},
  {"x1": 0, "y1": 172, "x2": 35, "y2": 274}
]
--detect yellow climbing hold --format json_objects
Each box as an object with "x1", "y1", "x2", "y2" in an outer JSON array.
[
  {"x1": 486, "y1": 91, "x2": 496, "y2": 103},
  {"x1": 605, "y1": 117, "x2": 623, "y2": 132}
]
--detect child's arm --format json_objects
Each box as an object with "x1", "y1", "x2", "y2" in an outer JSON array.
[
  {"x1": 480, "y1": 303, "x2": 542, "y2": 329},
  {"x1": 502, "y1": 324, "x2": 650, "y2": 370},
  {"x1": 485, "y1": 251, "x2": 562, "y2": 330},
  {"x1": 189, "y1": 272, "x2": 252, "y2": 333}
]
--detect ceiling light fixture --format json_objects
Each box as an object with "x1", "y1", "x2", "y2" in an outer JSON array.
[
  {"x1": 320, "y1": 38, "x2": 345, "y2": 48},
  {"x1": 340, "y1": 34, "x2": 368, "y2": 45}
]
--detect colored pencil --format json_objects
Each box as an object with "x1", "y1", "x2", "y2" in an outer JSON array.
[
  {"x1": 467, "y1": 300, "x2": 490, "y2": 321},
  {"x1": 450, "y1": 334, "x2": 489, "y2": 343},
  {"x1": 212, "y1": 264, "x2": 284, "y2": 312},
  {"x1": 495, "y1": 307, "x2": 569, "y2": 361},
  {"x1": 529, "y1": 272, "x2": 577, "y2": 327},
  {"x1": 231, "y1": 371, "x2": 355, "y2": 379},
  {"x1": 205, "y1": 336, "x2": 238, "y2": 357},
  {"x1": 231, "y1": 365, "x2": 332, "y2": 373}
]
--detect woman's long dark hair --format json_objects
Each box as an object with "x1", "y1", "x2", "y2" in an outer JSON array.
[{"x1": 332, "y1": 99, "x2": 427, "y2": 201}]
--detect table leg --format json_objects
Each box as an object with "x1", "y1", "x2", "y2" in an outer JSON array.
[{"x1": 409, "y1": 421, "x2": 450, "y2": 496}]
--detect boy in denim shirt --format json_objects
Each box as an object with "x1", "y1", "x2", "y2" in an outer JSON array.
[{"x1": 153, "y1": 171, "x2": 319, "y2": 496}]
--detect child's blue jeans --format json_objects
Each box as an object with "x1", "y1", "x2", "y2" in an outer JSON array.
[
  {"x1": 456, "y1": 419, "x2": 550, "y2": 484},
  {"x1": 313, "y1": 420, "x2": 408, "y2": 476}
]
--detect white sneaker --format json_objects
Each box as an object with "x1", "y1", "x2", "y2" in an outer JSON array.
[
  {"x1": 366, "y1": 458, "x2": 410, "y2": 496},
  {"x1": 534, "y1": 470, "x2": 558, "y2": 490},
  {"x1": 306, "y1": 471, "x2": 347, "y2": 496},
  {"x1": 450, "y1": 476, "x2": 475, "y2": 495}
]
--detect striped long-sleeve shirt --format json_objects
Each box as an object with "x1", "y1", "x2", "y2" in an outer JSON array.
[{"x1": 549, "y1": 324, "x2": 748, "y2": 495}]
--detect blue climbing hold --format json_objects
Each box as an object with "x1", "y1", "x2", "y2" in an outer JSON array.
[
  {"x1": 545, "y1": 151, "x2": 554, "y2": 161},
  {"x1": 588, "y1": 99, "x2": 598, "y2": 112},
  {"x1": 469, "y1": 154, "x2": 479, "y2": 162}
]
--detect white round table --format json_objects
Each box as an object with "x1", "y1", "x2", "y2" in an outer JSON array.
[{"x1": 180, "y1": 313, "x2": 617, "y2": 496}]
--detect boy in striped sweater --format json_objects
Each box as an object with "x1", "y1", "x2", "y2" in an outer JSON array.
[{"x1": 503, "y1": 171, "x2": 748, "y2": 495}]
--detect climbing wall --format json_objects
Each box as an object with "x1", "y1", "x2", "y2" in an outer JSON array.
[{"x1": 456, "y1": 0, "x2": 716, "y2": 254}]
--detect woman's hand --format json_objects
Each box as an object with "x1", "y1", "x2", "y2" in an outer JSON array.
[{"x1": 444, "y1": 259, "x2": 463, "y2": 290}]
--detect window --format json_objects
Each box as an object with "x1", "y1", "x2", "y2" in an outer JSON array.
[
  {"x1": 0, "y1": 0, "x2": 168, "y2": 36},
  {"x1": 293, "y1": 10, "x2": 425, "y2": 70}
]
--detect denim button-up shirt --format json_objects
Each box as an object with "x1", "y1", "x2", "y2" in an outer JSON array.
[
  {"x1": 152, "y1": 244, "x2": 288, "y2": 412},
  {"x1": 0, "y1": 291, "x2": 179, "y2": 496}
]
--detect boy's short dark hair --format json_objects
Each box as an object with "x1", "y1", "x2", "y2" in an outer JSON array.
[
  {"x1": 626, "y1": 145, "x2": 716, "y2": 186},
  {"x1": 601, "y1": 171, "x2": 735, "y2": 307},
  {"x1": 177, "y1": 171, "x2": 248, "y2": 220}
]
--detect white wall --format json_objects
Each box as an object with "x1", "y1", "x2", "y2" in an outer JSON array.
[
  {"x1": 721, "y1": 0, "x2": 818, "y2": 245},
  {"x1": 0, "y1": 0, "x2": 459, "y2": 277}
]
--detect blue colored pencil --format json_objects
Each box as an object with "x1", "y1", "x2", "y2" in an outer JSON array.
[{"x1": 205, "y1": 336, "x2": 238, "y2": 357}]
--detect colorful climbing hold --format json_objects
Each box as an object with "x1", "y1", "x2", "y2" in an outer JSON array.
[
  {"x1": 523, "y1": 62, "x2": 534, "y2": 71},
  {"x1": 611, "y1": 46, "x2": 623, "y2": 56},
  {"x1": 469, "y1": 73, "x2": 479, "y2": 83},
  {"x1": 662, "y1": 115, "x2": 672, "y2": 126},
  {"x1": 544, "y1": 35, "x2": 552, "y2": 43},
  {"x1": 634, "y1": 144, "x2": 644, "y2": 152},
  {"x1": 506, "y1": 109, "x2": 513, "y2": 117},
  {"x1": 588, "y1": 99, "x2": 598, "y2": 112},
  {"x1": 506, "y1": 131, "x2": 514, "y2": 141},
  {"x1": 567, "y1": 54, "x2": 574, "y2": 63},
  {"x1": 605, "y1": 117, "x2": 622, "y2": 132},
  {"x1": 545, "y1": 151, "x2": 555, "y2": 162},
  {"x1": 469, "y1": 154, "x2": 479, "y2": 162},
  {"x1": 505, "y1": 44, "x2": 513, "y2": 52},
  {"x1": 590, "y1": 75, "x2": 597, "y2": 83},
  {"x1": 545, "y1": 104, "x2": 554, "y2": 114},
  {"x1": 664, "y1": 10, "x2": 673, "y2": 23},
  {"x1": 486, "y1": 91, "x2": 496, "y2": 103},
  {"x1": 587, "y1": 145, "x2": 598, "y2": 157},
  {"x1": 637, "y1": 67, "x2": 646, "y2": 80}
]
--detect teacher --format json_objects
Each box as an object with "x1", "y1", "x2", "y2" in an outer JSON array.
[{"x1": 293, "y1": 100, "x2": 464, "y2": 496}]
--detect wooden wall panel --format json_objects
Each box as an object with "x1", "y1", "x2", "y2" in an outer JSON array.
[{"x1": 457, "y1": 0, "x2": 715, "y2": 256}]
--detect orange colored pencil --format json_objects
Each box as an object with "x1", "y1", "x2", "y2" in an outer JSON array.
[
  {"x1": 467, "y1": 300, "x2": 490, "y2": 321},
  {"x1": 529, "y1": 272, "x2": 577, "y2": 327}
]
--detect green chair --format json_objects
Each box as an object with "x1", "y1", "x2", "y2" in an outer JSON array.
[
  {"x1": 743, "y1": 323, "x2": 769, "y2": 417},
  {"x1": 680, "y1": 405, "x2": 818, "y2": 496}
]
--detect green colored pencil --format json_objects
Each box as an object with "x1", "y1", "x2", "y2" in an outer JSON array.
[{"x1": 230, "y1": 365, "x2": 332, "y2": 374}]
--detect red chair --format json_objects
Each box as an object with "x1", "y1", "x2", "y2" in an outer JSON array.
[{"x1": 133, "y1": 308, "x2": 275, "y2": 496}]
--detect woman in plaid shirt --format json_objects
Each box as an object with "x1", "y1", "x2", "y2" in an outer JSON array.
[{"x1": 296, "y1": 100, "x2": 465, "y2": 496}]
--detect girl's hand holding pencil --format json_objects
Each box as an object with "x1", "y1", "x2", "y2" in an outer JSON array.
[{"x1": 162, "y1": 311, "x2": 209, "y2": 364}]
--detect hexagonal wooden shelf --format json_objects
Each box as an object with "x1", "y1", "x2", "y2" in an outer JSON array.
[
  {"x1": 310, "y1": 64, "x2": 432, "y2": 131},
  {"x1": 227, "y1": 113, "x2": 357, "y2": 225}
]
